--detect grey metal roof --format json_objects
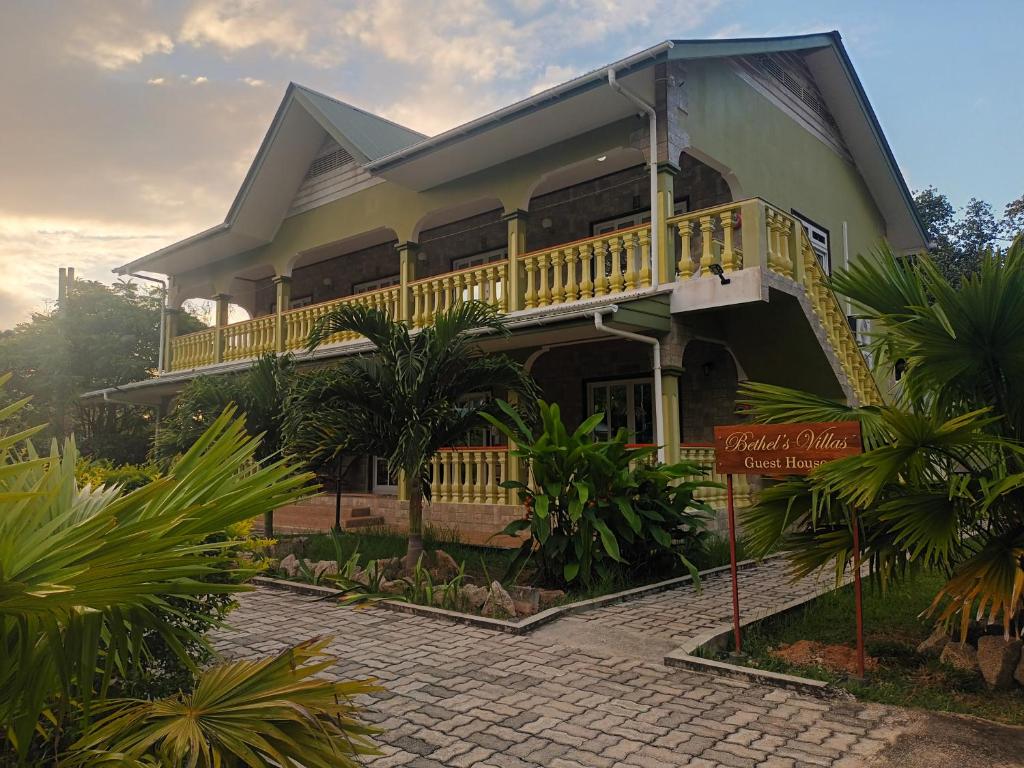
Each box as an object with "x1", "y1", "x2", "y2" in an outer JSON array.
[{"x1": 292, "y1": 84, "x2": 425, "y2": 161}]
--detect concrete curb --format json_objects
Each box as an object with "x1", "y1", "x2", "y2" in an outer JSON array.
[
  {"x1": 252, "y1": 553, "x2": 789, "y2": 635},
  {"x1": 663, "y1": 572, "x2": 859, "y2": 698}
]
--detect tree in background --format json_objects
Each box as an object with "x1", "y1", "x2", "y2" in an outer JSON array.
[
  {"x1": 0, "y1": 278, "x2": 204, "y2": 463},
  {"x1": 913, "y1": 187, "x2": 1022, "y2": 284}
]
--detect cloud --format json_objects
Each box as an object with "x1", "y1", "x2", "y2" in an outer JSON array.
[
  {"x1": 0, "y1": 0, "x2": 730, "y2": 330},
  {"x1": 180, "y1": 0, "x2": 310, "y2": 57}
]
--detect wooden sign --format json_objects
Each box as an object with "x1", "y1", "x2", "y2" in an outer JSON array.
[{"x1": 713, "y1": 421, "x2": 862, "y2": 476}]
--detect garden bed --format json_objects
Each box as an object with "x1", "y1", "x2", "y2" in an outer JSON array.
[
  {"x1": 690, "y1": 571, "x2": 1024, "y2": 726},
  {"x1": 261, "y1": 528, "x2": 756, "y2": 632}
]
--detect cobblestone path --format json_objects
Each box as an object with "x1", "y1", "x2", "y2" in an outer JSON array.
[{"x1": 211, "y1": 560, "x2": 904, "y2": 767}]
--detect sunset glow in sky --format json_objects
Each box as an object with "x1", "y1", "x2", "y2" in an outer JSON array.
[{"x1": 1, "y1": 0, "x2": 1020, "y2": 328}]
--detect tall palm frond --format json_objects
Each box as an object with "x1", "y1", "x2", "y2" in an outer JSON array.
[{"x1": 740, "y1": 236, "x2": 1024, "y2": 637}]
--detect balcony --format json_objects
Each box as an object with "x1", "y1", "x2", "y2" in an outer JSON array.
[{"x1": 166, "y1": 197, "x2": 880, "y2": 407}]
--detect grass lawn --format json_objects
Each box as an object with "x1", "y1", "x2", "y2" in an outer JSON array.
[{"x1": 726, "y1": 570, "x2": 1024, "y2": 726}]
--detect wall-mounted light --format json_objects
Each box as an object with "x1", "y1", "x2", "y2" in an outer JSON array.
[
  {"x1": 702, "y1": 361, "x2": 715, "y2": 378},
  {"x1": 596, "y1": 155, "x2": 607, "y2": 162},
  {"x1": 322, "y1": 276, "x2": 333, "y2": 287},
  {"x1": 708, "y1": 263, "x2": 731, "y2": 286},
  {"x1": 541, "y1": 217, "x2": 553, "y2": 230},
  {"x1": 417, "y1": 250, "x2": 428, "y2": 262}
]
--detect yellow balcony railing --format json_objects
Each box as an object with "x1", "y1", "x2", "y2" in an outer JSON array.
[
  {"x1": 519, "y1": 224, "x2": 652, "y2": 310},
  {"x1": 669, "y1": 201, "x2": 745, "y2": 278},
  {"x1": 221, "y1": 315, "x2": 276, "y2": 362},
  {"x1": 168, "y1": 327, "x2": 216, "y2": 370},
  {"x1": 409, "y1": 261, "x2": 507, "y2": 329},
  {"x1": 281, "y1": 285, "x2": 401, "y2": 351},
  {"x1": 679, "y1": 444, "x2": 753, "y2": 507},
  {"x1": 428, "y1": 447, "x2": 514, "y2": 505}
]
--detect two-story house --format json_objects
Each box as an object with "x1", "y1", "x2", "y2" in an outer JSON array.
[{"x1": 89, "y1": 32, "x2": 927, "y2": 542}]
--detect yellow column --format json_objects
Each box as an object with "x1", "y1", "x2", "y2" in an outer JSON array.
[
  {"x1": 503, "y1": 210, "x2": 527, "y2": 312},
  {"x1": 213, "y1": 293, "x2": 231, "y2": 363},
  {"x1": 396, "y1": 242, "x2": 418, "y2": 324},
  {"x1": 273, "y1": 275, "x2": 291, "y2": 352},
  {"x1": 740, "y1": 199, "x2": 768, "y2": 270},
  {"x1": 660, "y1": 367, "x2": 681, "y2": 464},
  {"x1": 656, "y1": 164, "x2": 678, "y2": 284}
]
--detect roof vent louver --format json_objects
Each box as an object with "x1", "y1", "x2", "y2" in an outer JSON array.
[{"x1": 305, "y1": 146, "x2": 354, "y2": 180}]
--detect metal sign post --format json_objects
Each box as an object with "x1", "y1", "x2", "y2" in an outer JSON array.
[
  {"x1": 851, "y1": 506, "x2": 866, "y2": 679},
  {"x1": 726, "y1": 474, "x2": 742, "y2": 655}
]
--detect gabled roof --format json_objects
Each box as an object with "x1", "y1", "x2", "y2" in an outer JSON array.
[
  {"x1": 115, "y1": 83, "x2": 424, "y2": 276},
  {"x1": 116, "y1": 32, "x2": 927, "y2": 277}
]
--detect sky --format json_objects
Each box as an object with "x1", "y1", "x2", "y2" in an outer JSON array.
[{"x1": 0, "y1": 0, "x2": 1021, "y2": 329}]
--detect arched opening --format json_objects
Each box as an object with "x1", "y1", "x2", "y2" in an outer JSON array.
[
  {"x1": 677, "y1": 149, "x2": 742, "y2": 205},
  {"x1": 680, "y1": 339, "x2": 739, "y2": 443},
  {"x1": 412, "y1": 197, "x2": 506, "y2": 280},
  {"x1": 522, "y1": 147, "x2": 650, "y2": 252},
  {"x1": 263, "y1": 227, "x2": 400, "y2": 314}
]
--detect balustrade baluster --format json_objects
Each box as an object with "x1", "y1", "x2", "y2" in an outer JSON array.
[
  {"x1": 523, "y1": 255, "x2": 537, "y2": 309},
  {"x1": 430, "y1": 455, "x2": 441, "y2": 500},
  {"x1": 487, "y1": 265, "x2": 498, "y2": 308},
  {"x1": 608, "y1": 235, "x2": 624, "y2": 292},
  {"x1": 623, "y1": 231, "x2": 638, "y2": 290},
  {"x1": 474, "y1": 451, "x2": 485, "y2": 502},
  {"x1": 578, "y1": 245, "x2": 593, "y2": 299},
  {"x1": 593, "y1": 240, "x2": 609, "y2": 296},
  {"x1": 498, "y1": 452, "x2": 508, "y2": 504},
  {"x1": 721, "y1": 212, "x2": 739, "y2": 271},
  {"x1": 537, "y1": 252, "x2": 551, "y2": 306},
  {"x1": 550, "y1": 250, "x2": 564, "y2": 304},
  {"x1": 699, "y1": 216, "x2": 716, "y2": 275},
  {"x1": 638, "y1": 229, "x2": 651, "y2": 287},
  {"x1": 676, "y1": 220, "x2": 694, "y2": 278}
]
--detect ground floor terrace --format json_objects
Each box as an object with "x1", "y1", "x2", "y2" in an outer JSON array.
[
  {"x1": 266, "y1": 292, "x2": 857, "y2": 544},
  {"x1": 210, "y1": 558, "x2": 1016, "y2": 768}
]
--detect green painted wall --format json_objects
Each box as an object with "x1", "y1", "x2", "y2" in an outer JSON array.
[{"x1": 677, "y1": 59, "x2": 886, "y2": 268}]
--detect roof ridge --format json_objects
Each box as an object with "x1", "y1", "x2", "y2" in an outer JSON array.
[{"x1": 291, "y1": 82, "x2": 428, "y2": 139}]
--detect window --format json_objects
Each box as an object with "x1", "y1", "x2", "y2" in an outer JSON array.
[
  {"x1": 591, "y1": 200, "x2": 689, "y2": 236},
  {"x1": 792, "y1": 211, "x2": 830, "y2": 273},
  {"x1": 372, "y1": 457, "x2": 398, "y2": 494},
  {"x1": 290, "y1": 295, "x2": 313, "y2": 308},
  {"x1": 353, "y1": 275, "x2": 400, "y2": 294},
  {"x1": 587, "y1": 378, "x2": 654, "y2": 444},
  {"x1": 449, "y1": 248, "x2": 507, "y2": 305},
  {"x1": 451, "y1": 247, "x2": 507, "y2": 271},
  {"x1": 458, "y1": 392, "x2": 502, "y2": 447}
]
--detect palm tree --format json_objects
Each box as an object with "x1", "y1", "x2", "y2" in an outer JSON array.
[
  {"x1": 0, "y1": 375, "x2": 378, "y2": 764},
  {"x1": 297, "y1": 301, "x2": 536, "y2": 567},
  {"x1": 738, "y1": 235, "x2": 1024, "y2": 639},
  {"x1": 155, "y1": 353, "x2": 294, "y2": 535}
]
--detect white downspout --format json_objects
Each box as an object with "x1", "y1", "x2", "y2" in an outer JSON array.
[
  {"x1": 608, "y1": 66, "x2": 662, "y2": 291},
  {"x1": 594, "y1": 310, "x2": 665, "y2": 463}
]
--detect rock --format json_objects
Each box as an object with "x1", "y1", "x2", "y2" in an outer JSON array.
[
  {"x1": 509, "y1": 586, "x2": 540, "y2": 617},
  {"x1": 537, "y1": 589, "x2": 566, "y2": 610},
  {"x1": 380, "y1": 579, "x2": 407, "y2": 595},
  {"x1": 940, "y1": 642, "x2": 979, "y2": 673},
  {"x1": 916, "y1": 626, "x2": 950, "y2": 657},
  {"x1": 976, "y1": 636, "x2": 1022, "y2": 690},
  {"x1": 312, "y1": 561, "x2": 338, "y2": 580},
  {"x1": 1015, "y1": 650, "x2": 1024, "y2": 688},
  {"x1": 482, "y1": 580, "x2": 517, "y2": 619},
  {"x1": 278, "y1": 554, "x2": 299, "y2": 578},
  {"x1": 429, "y1": 549, "x2": 460, "y2": 581},
  {"x1": 460, "y1": 584, "x2": 489, "y2": 612}
]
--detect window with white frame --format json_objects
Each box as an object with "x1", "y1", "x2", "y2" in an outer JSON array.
[
  {"x1": 591, "y1": 200, "x2": 689, "y2": 236},
  {"x1": 353, "y1": 274, "x2": 400, "y2": 294},
  {"x1": 450, "y1": 247, "x2": 507, "y2": 271},
  {"x1": 792, "y1": 211, "x2": 831, "y2": 274},
  {"x1": 586, "y1": 378, "x2": 654, "y2": 444},
  {"x1": 372, "y1": 456, "x2": 398, "y2": 494}
]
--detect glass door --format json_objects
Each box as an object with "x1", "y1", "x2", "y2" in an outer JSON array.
[
  {"x1": 372, "y1": 456, "x2": 398, "y2": 494},
  {"x1": 587, "y1": 378, "x2": 654, "y2": 444}
]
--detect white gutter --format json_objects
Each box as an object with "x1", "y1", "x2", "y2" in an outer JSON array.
[
  {"x1": 593, "y1": 310, "x2": 665, "y2": 463},
  {"x1": 126, "y1": 272, "x2": 167, "y2": 373},
  {"x1": 608, "y1": 55, "x2": 669, "y2": 292},
  {"x1": 367, "y1": 41, "x2": 674, "y2": 170}
]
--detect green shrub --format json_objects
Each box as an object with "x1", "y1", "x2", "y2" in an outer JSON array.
[
  {"x1": 76, "y1": 458, "x2": 161, "y2": 492},
  {"x1": 484, "y1": 400, "x2": 718, "y2": 588}
]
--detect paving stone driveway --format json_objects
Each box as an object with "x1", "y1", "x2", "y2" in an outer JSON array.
[{"x1": 211, "y1": 561, "x2": 905, "y2": 767}]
